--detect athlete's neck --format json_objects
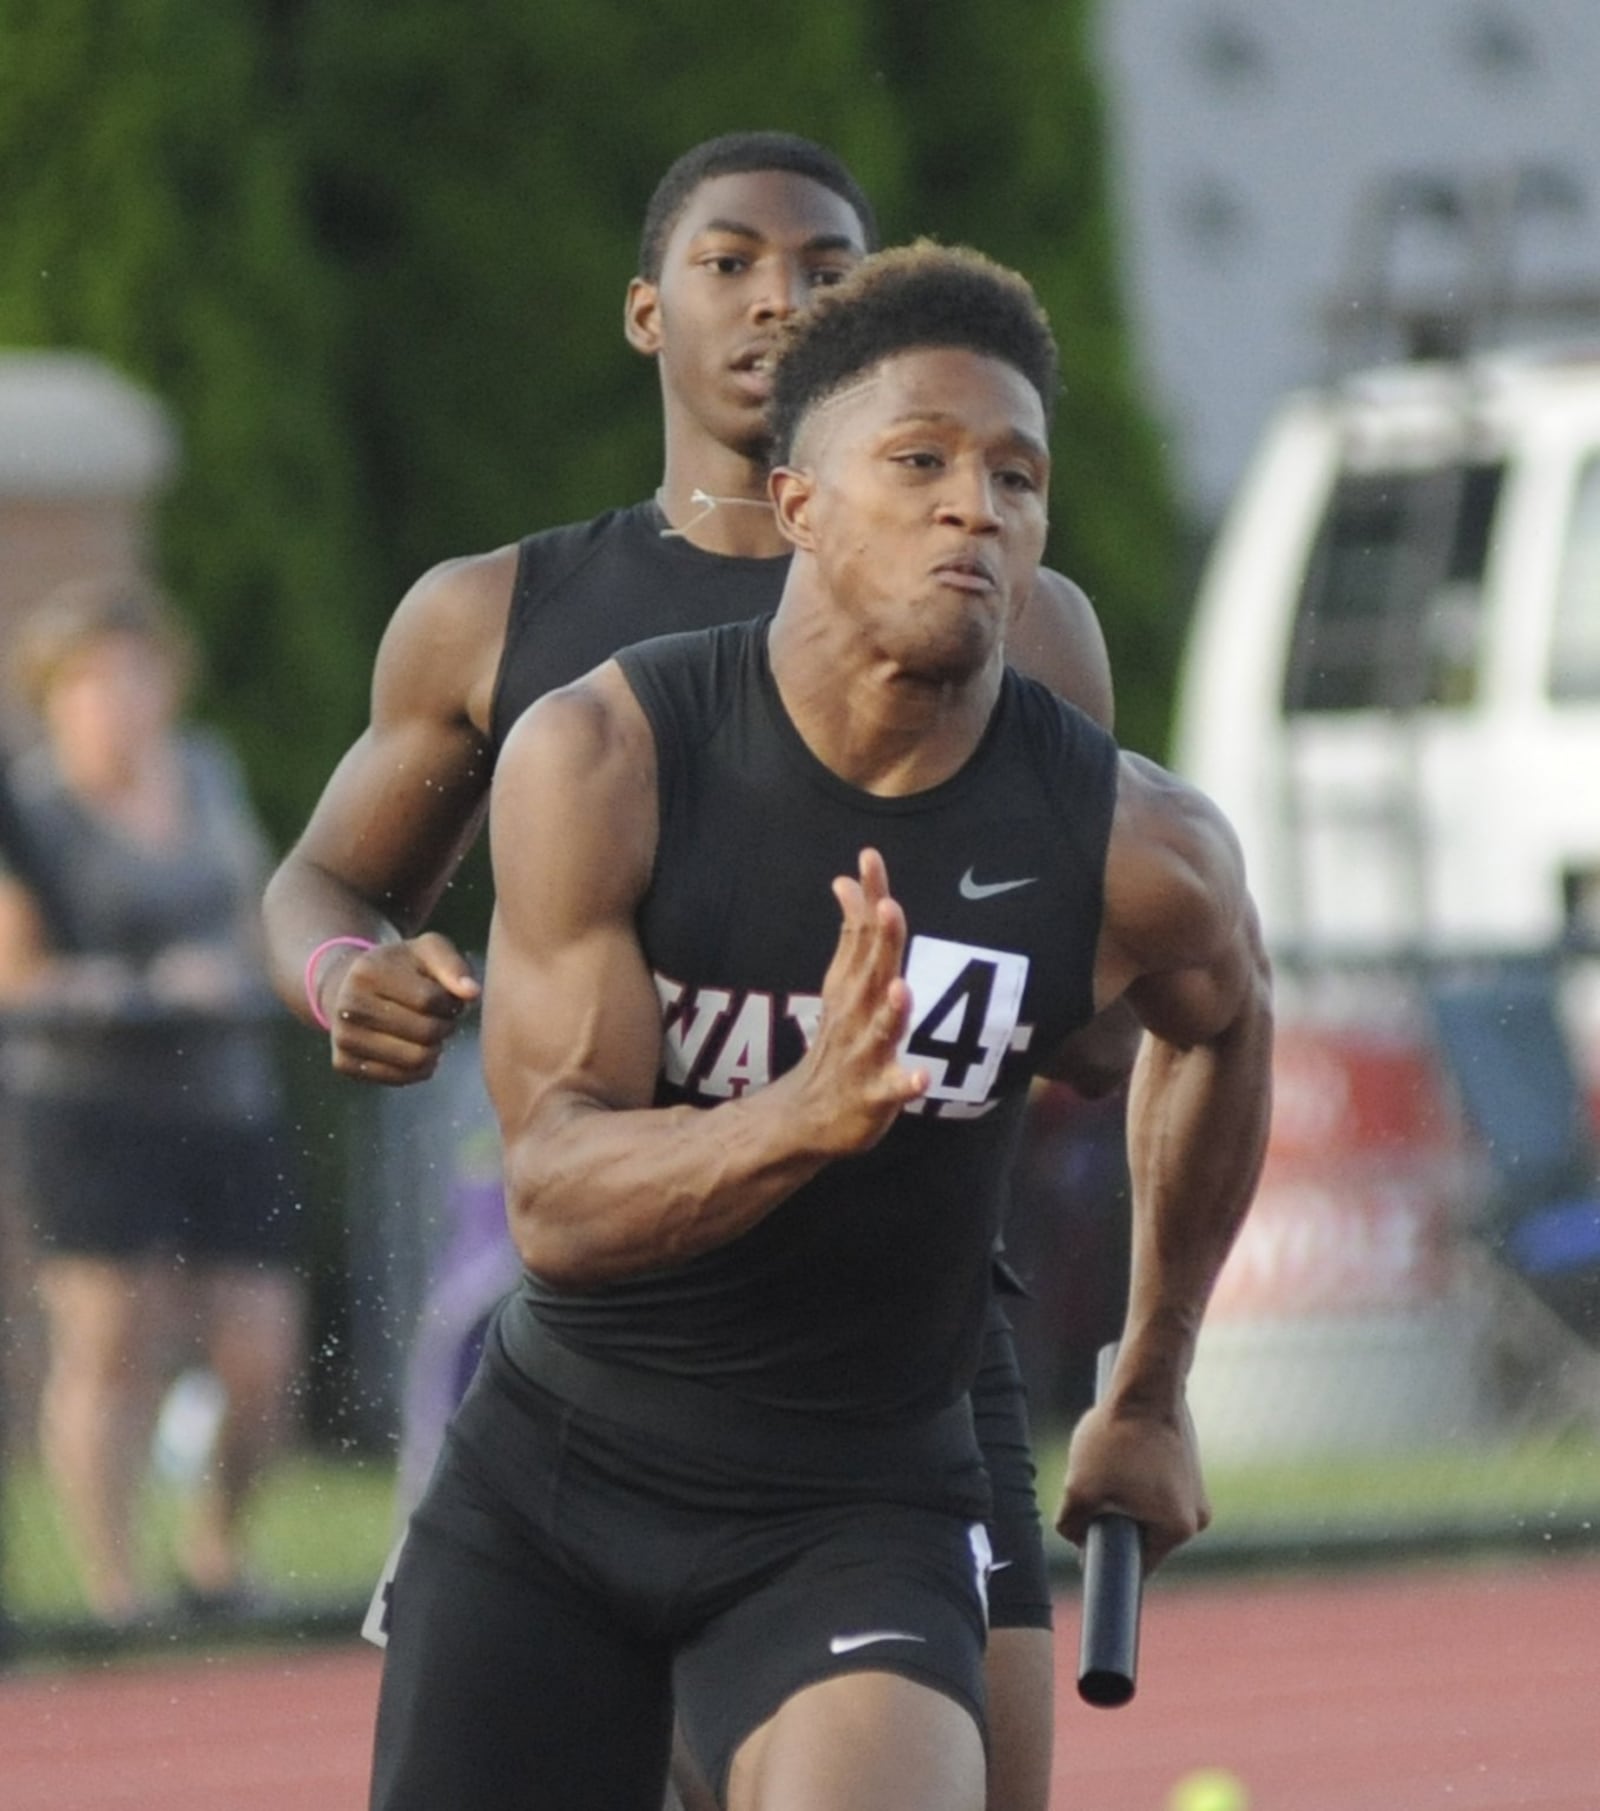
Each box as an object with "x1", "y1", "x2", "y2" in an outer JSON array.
[
  {"x1": 768, "y1": 599, "x2": 1003, "y2": 798},
  {"x1": 655, "y1": 456, "x2": 788, "y2": 559}
]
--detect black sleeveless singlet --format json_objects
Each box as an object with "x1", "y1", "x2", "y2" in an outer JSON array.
[
  {"x1": 511, "y1": 619, "x2": 1119, "y2": 1424},
  {"x1": 487, "y1": 501, "x2": 788, "y2": 754}
]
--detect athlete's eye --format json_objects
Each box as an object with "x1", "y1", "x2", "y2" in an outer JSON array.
[
  {"x1": 701, "y1": 254, "x2": 749, "y2": 276},
  {"x1": 997, "y1": 467, "x2": 1041, "y2": 493},
  {"x1": 808, "y1": 266, "x2": 851, "y2": 289},
  {"x1": 892, "y1": 450, "x2": 943, "y2": 471}
]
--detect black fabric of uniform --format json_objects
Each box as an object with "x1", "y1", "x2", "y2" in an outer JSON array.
[
  {"x1": 519, "y1": 618, "x2": 1117, "y2": 1428},
  {"x1": 482, "y1": 499, "x2": 1094, "y2": 1620},
  {"x1": 969, "y1": 1307, "x2": 1052, "y2": 1628},
  {"x1": 487, "y1": 501, "x2": 788, "y2": 753},
  {"x1": 376, "y1": 602, "x2": 1118, "y2": 1805},
  {"x1": 373, "y1": 1320, "x2": 988, "y2": 1811}
]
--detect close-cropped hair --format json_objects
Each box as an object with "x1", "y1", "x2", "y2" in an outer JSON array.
[
  {"x1": 637, "y1": 130, "x2": 879, "y2": 280},
  {"x1": 11, "y1": 573, "x2": 197, "y2": 712},
  {"x1": 766, "y1": 241, "x2": 1060, "y2": 463}
]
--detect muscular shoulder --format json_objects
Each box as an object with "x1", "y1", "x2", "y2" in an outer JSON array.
[
  {"x1": 491, "y1": 663, "x2": 657, "y2": 918},
  {"x1": 500, "y1": 661, "x2": 652, "y2": 784},
  {"x1": 1103, "y1": 754, "x2": 1252, "y2": 979},
  {"x1": 1007, "y1": 566, "x2": 1114, "y2": 731},
  {"x1": 372, "y1": 543, "x2": 520, "y2": 736}
]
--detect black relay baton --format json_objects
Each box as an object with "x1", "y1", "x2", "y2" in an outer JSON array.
[{"x1": 1075, "y1": 1342, "x2": 1144, "y2": 1708}]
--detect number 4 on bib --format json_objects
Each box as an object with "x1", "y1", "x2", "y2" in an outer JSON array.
[{"x1": 899, "y1": 936, "x2": 1031, "y2": 1114}]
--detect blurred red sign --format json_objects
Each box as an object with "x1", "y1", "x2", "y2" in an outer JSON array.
[
  {"x1": 1209, "y1": 1025, "x2": 1464, "y2": 1318},
  {"x1": 1268, "y1": 1027, "x2": 1456, "y2": 1163},
  {"x1": 1211, "y1": 1173, "x2": 1455, "y2": 1317}
]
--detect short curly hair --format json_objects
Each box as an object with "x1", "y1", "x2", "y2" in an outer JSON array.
[
  {"x1": 767, "y1": 241, "x2": 1058, "y2": 464},
  {"x1": 638, "y1": 131, "x2": 878, "y2": 281}
]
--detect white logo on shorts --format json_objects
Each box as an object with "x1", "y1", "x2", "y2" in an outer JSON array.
[
  {"x1": 828, "y1": 1630, "x2": 930, "y2": 1655},
  {"x1": 362, "y1": 1535, "x2": 406, "y2": 1650},
  {"x1": 968, "y1": 1522, "x2": 994, "y2": 1628}
]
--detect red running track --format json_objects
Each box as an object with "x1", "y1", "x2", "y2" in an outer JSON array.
[
  {"x1": 1054, "y1": 1555, "x2": 1600, "y2": 1810},
  {"x1": 3, "y1": 1555, "x2": 1596, "y2": 1810}
]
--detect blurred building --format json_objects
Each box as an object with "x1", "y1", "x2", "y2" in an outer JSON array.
[
  {"x1": 1096, "y1": 0, "x2": 1600, "y2": 526},
  {"x1": 0, "y1": 352, "x2": 175, "y2": 721}
]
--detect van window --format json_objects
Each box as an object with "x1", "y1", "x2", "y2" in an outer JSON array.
[
  {"x1": 1283, "y1": 462, "x2": 1504, "y2": 713},
  {"x1": 1551, "y1": 455, "x2": 1600, "y2": 701}
]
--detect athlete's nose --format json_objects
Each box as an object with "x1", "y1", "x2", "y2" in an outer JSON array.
[
  {"x1": 750, "y1": 258, "x2": 811, "y2": 323},
  {"x1": 936, "y1": 464, "x2": 1003, "y2": 534}
]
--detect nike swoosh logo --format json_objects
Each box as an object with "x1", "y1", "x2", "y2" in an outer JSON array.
[
  {"x1": 828, "y1": 1631, "x2": 930, "y2": 1656},
  {"x1": 959, "y1": 867, "x2": 1038, "y2": 901}
]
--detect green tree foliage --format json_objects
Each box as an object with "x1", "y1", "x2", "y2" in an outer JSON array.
[
  {"x1": 296, "y1": 0, "x2": 902, "y2": 607},
  {"x1": 0, "y1": 0, "x2": 371, "y2": 836},
  {"x1": 300, "y1": 0, "x2": 1179, "y2": 757},
  {"x1": 1, "y1": 0, "x2": 1181, "y2": 853}
]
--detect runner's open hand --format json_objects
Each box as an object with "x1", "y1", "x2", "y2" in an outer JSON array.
[{"x1": 794, "y1": 848, "x2": 929, "y2": 1153}]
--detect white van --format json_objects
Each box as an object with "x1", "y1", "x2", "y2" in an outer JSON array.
[
  {"x1": 1173, "y1": 341, "x2": 1600, "y2": 960},
  {"x1": 1168, "y1": 206, "x2": 1600, "y2": 1456}
]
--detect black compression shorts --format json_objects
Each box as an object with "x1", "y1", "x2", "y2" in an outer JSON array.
[
  {"x1": 372, "y1": 1317, "x2": 991, "y2": 1810},
  {"x1": 973, "y1": 1299, "x2": 1054, "y2": 1631}
]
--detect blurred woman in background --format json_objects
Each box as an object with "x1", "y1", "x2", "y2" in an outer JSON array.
[{"x1": 0, "y1": 575, "x2": 303, "y2": 1624}]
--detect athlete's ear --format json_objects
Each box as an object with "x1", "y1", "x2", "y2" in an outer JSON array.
[
  {"x1": 769, "y1": 465, "x2": 816, "y2": 550},
  {"x1": 624, "y1": 277, "x2": 662, "y2": 357}
]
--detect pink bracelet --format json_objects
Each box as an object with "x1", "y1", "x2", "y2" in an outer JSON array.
[{"x1": 304, "y1": 936, "x2": 377, "y2": 1030}]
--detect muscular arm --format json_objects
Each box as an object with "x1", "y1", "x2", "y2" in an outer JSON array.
[
  {"x1": 1057, "y1": 756, "x2": 1274, "y2": 1568},
  {"x1": 260, "y1": 547, "x2": 516, "y2": 1079},
  {"x1": 483, "y1": 667, "x2": 927, "y2": 1287}
]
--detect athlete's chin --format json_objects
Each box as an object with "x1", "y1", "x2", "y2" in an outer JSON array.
[
  {"x1": 726, "y1": 419, "x2": 774, "y2": 466},
  {"x1": 713, "y1": 388, "x2": 775, "y2": 460},
  {"x1": 891, "y1": 614, "x2": 1001, "y2": 686}
]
